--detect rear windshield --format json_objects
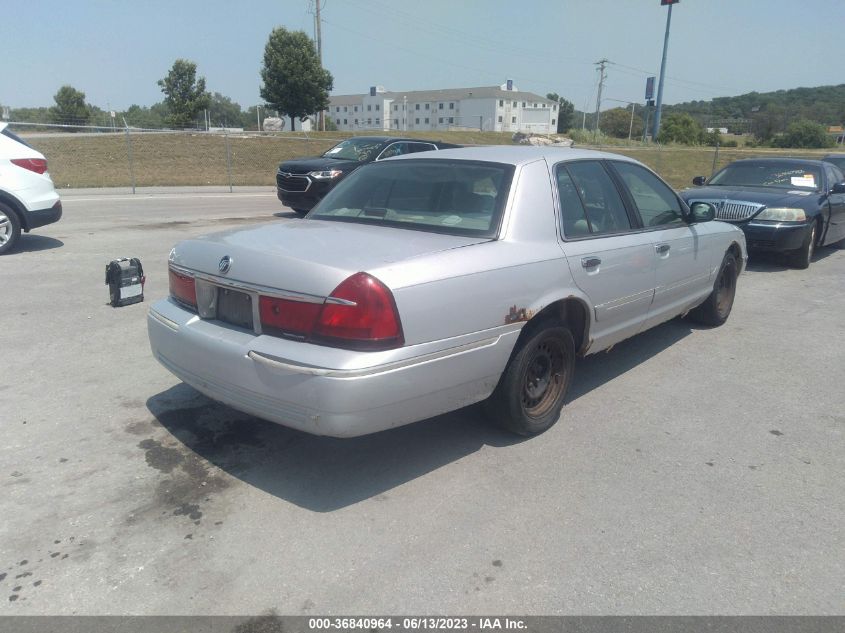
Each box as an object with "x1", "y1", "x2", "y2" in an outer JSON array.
[
  {"x1": 309, "y1": 159, "x2": 513, "y2": 238},
  {"x1": 1, "y1": 127, "x2": 33, "y2": 150},
  {"x1": 708, "y1": 161, "x2": 822, "y2": 190},
  {"x1": 321, "y1": 138, "x2": 385, "y2": 162}
]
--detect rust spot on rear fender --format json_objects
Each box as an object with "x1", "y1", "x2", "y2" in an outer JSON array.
[{"x1": 505, "y1": 305, "x2": 536, "y2": 324}]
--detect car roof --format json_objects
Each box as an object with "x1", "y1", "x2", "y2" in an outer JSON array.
[
  {"x1": 725, "y1": 157, "x2": 829, "y2": 167},
  {"x1": 388, "y1": 144, "x2": 642, "y2": 167},
  {"x1": 823, "y1": 153, "x2": 845, "y2": 158},
  {"x1": 340, "y1": 136, "x2": 444, "y2": 144}
]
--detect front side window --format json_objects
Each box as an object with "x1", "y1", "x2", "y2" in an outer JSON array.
[
  {"x1": 311, "y1": 160, "x2": 514, "y2": 238},
  {"x1": 557, "y1": 161, "x2": 632, "y2": 237},
  {"x1": 611, "y1": 161, "x2": 683, "y2": 227}
]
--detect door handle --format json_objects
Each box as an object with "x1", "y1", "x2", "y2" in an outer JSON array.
[
  {"x1": 655, "y1": 244, "x2": 670, "y2": 255},
  {"x1": 581, "y1": 257, "x2": 601, "y2": 269}
]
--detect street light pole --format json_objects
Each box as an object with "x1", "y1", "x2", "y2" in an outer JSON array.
[{"x1": 652, "y1": 1, "x2": 676, "y2": 140}]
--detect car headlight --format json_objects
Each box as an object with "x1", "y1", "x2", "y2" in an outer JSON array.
[
  {"x1": 309, "y1": 169, "x2": 343, "y2": 180},
  {"x1": 754, "y1": 207, "x2": 807, "y2": 222}
]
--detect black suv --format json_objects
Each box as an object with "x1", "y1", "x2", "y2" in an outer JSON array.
[{"x1": 276, "y1": 136, "x2": 460, "y2": 216}]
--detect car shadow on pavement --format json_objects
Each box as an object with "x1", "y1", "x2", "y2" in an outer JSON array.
[
  {"x1": 745, "y1": 245, "x2": 839, "y2": 272},
  {"x1": 12, "y1": 235, "x2": 64, "y2": 253},
  {"x1": 145, "y1": 317, "x2": 699, "y2": 513},
  {"x1": 146, "y1": 384, "x2": 525, "y2": 513}
]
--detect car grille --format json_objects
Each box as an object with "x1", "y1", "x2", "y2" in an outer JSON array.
[
  {"x1": 695, "y1": 199, "x2": 764, "y2": 222},
  {"x1": 276, "y1": 171, "x2": 311, "y2": 193}
]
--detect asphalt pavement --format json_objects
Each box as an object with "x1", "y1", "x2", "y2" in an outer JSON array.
[{"x1": 0, "y1": 188, "x2": 842, "y2": 615}]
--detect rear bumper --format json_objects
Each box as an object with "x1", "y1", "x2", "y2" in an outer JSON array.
[
  {"x1": 741, "y1": 220, "x2": 811, "y2": 252},
  {"x1": 25, "y1": 200, "x2": 62, "y2": 230},
  {"x1": 147, "y1": 298, "x2": 517, "y2": 437}
]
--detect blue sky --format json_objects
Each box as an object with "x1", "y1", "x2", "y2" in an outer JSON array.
[{"x1": 4, "y1": 0, "x2": 843, "y2": 112}]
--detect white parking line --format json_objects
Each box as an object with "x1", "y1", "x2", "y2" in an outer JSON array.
[{"x1": 62, "y1": 193, "x2": 276, "y2": 203}]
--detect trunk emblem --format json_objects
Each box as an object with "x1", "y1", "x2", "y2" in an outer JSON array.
[{"x1": 218, "y1": 255, "x2": 232, "y2": 274}]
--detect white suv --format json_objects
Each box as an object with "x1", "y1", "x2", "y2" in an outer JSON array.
[{"x1": 0, "y1": 122, "x2": 62, "y2": 254}]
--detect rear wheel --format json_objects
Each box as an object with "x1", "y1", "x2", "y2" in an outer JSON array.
[
  {"x1": 789, "y1": 222, "x2": 817, "y2": 269},
  {"x1": 689, "y1": 252, "x2": 738, "y2": 326},
  {"x1": 0, "y1": 203, "x2": 21, "y2": 255},
  {"x1": 485, "y1": 324, "x2": 575, "y2": 436}
]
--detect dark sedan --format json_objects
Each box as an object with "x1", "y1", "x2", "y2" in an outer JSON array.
[
  {"x1": 682, "y1": 158, "x2": 845, "y2": 268},
  {"x1": 276, "y1": 136, "x2": 460, "y2": 216}
]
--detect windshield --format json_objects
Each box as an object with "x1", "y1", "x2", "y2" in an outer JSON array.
[
  {"x1": 708, "y1": 161, "x2": 821, "y2": 191},
  {"x1": 310, "y1": 159, "x2": 513, "y2": 238},
  {"x1": 321, "y1": 138, "x2": 385, "y2": 162}
]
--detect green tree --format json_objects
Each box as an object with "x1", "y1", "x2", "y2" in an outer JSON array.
[
  {"x1": 600, "y1": 106, "x2": 642, "y2": 139},
  {"x1": 157, "y1": 59, "x2": 210, "y2": 129},
  {"x1": 49, "y1": 85, "x2": 90, "y2": 125},
  {"x1": 208, "y1": 92, "x2": 244, "y2": 128},
  {"x1": 546, "y1": 93, "x2": 575, "y2": 133},
  {"x1": 657, "y1": 112, "x2": 704, "y2": 145},
  {"x1": 772, "y1": 119, "x2": 834, "y2": 148},
  {"x1": 260, "y1": 27, "x2": 333, "y2": 132}
]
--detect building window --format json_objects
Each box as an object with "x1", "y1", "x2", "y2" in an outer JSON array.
[
  {"x1": 354, "y1": 119, "x2": 358, "y2": 125},
  {"x1": 551, "y1": 119, "x2": 556, "y2": 126},
  {"x1": 336, "y1": 107, "x2": 340, "y2": 113},
  {"x1": 415, "y1": 104, "x2": 420, "y2": 110},
  {"x1": 376, "y1": 105, "x2": 380, "y2": 111},
  {"x1": 367, "y1": 118, "x2": 372, "y2": 125},
  {"x1": 438, "y1": 117, "x2": 444, "y2": 123},
  {"x1": 533, "y1": 103, "x2": 537, "y2": 107},
  {"x1": 512, "y1": 101, "x2": 517, "y2": 107},
  {"x1": 425, "y1": 103, "x2": 430, "y2": 110},
  {"x1": 344, "y1": 106, "x2": 348, "y2": 112},
  {"x1": 448, "y1": 117, "x2": 454, "y2": 124},
  {"x1": 498, "y1": 116, "x2": 502, "y2": 122},
  {"x1": 424, "y1": 117, "x2": 429, "y2": 124},
  {"x1": 376, "y1": 118, "x2": 380, "y2": 124},
  {"x1": 354, "y1": 106, "x2": 358, "y2": 112},
  {"x1": 522, "y1": 102, "x2": 526, "y2": 108},
  {"x1": 393, "y1": 118, "x2": 398, "y2": 127},
  {"x1": 512, "y1": 116, "x2": 516, "y2": 123},
  {"x1": 499, "y1": 100, "x2": 503, "y2": 107},
  {"x1": 449, "y1": 102, "x2": 454, "y2": 110},
  {"x1": 553, "y1": 104, "x2": 557, "y2": 111},
  {"x1": 439, "y1": 103, "x2": 444, "y2": 110},
  {"x1": 367, "y1": 105, "x2": 371, "y2": 111},
  {"x1": 415, "y1": 118, "x2": 420, "y2": 124}
]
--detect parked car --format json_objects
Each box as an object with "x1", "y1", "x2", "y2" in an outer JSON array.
[
  {"x1": 822, "y1": 152, "x2": 845, "y2": 173},
  {"x1": 149, "y1": 146, "x2": 746, "y2": 438},
  {"x1": 0, "y1": 123, "x2": 62, "y2": 254},
  {"x1": 276, "y1": 136, "x2": 460, "y2": 216},
  {"x1": 683, "y1": 158, "x2": 845, "y2": 268}
]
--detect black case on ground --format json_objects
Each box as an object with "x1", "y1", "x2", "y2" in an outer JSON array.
[{"x1": 105, "y1": 258, "x2": 145, "y2": 307}]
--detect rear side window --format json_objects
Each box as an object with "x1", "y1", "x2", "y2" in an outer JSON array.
[
  {"x1": 557, "y1": 161, "x2": 632, "y2": 237},
  {"x1": 2, "y1": 128, "x2": 33, "y2": 150},
  {"x1": 310, "y1": 159, "x2": 513, "y2": 238}
]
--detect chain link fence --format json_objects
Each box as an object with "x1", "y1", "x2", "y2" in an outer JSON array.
[{"x1": 7, "y1": 122, "x2": 836, "y2": 192}]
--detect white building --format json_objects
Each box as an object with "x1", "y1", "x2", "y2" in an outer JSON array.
[{"x1": 326, "y1": 81, "x2": 558, "y2": 134}]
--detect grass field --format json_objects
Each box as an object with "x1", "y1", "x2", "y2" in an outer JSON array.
[{"x1": 23, "y1": 129, "x2": 834, "y2": 191}]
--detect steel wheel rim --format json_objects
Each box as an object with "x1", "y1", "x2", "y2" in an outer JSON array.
[
  {"x1": 0, "y1": 212, "x2": 9, "y2": 245},
  {"x1": 521, "y1": 339, "x2": 566, "y2": 418},
  {"x1": 715, "y1": 260, "x2": 736, "y2": 318}
]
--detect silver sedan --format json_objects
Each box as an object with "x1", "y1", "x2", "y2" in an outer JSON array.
[{"x1": 148, "y1": 146, "x2": 747, "y2": 437}]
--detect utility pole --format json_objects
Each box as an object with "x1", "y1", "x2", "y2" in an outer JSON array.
[
  {"x1": 652, "y1": 0, "x2": 678, "y2": 140},
  {"x1": 594, "y1": 59, "x2": 608, "y2": 140},
  {"x1": 315, "y1": 0, "x2": 325, "y2": 132},
  {"x1": 628, "y1": 102, "x2": 636, "y2": 141}
]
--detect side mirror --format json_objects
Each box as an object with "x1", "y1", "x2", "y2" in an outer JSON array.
[
  {"x1": 688, "y1": 201, "x2": 716, "y2": 223},
  {"x1": 692, "y1": 176, "x2": 707, "y2": 186},
  {"x1": 831, "y1": 182, "x2": 845, "y2": 194}
]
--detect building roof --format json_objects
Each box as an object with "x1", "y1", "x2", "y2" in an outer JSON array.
[{"x1": 330, "y1": 85, "x2": 555, "y2": 106}]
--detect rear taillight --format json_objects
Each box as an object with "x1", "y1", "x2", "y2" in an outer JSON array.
[
  {"x1": 312, "y1": 272, "x2": 404, "y2": 349},
  {"x1": 169, "y1": 267, "x2": 197, "y2": 307},
  {"x1": 257, "y1": 272, "x2": 403, "y2": 350},
  {"x1": 11, "y1": 158, "x2": 48, "y2": 175},
  {"x1": 259, "y1": 296, "x2": 321, "y2": 337}
]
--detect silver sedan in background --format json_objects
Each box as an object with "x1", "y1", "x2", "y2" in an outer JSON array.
[{"x1": 148, "y1": 146, "x2": 746, "y2": 437}]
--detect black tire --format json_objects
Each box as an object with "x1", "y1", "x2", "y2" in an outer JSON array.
[
  {"x1": 689, "y1": 252, "x2": 738, "y2": 327},
  {"x1": 485, "y1": 324, "x2": 575, "y2": 436},
  {"x1": 0, "y1": 202, "x2": 21, "y2": 255},
  {"x1": 788, "y1": 221, "x2": 817, "y2": 269},
  {"x1": 292, "y1": 208, "x2": 309, "y2": 217}
]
